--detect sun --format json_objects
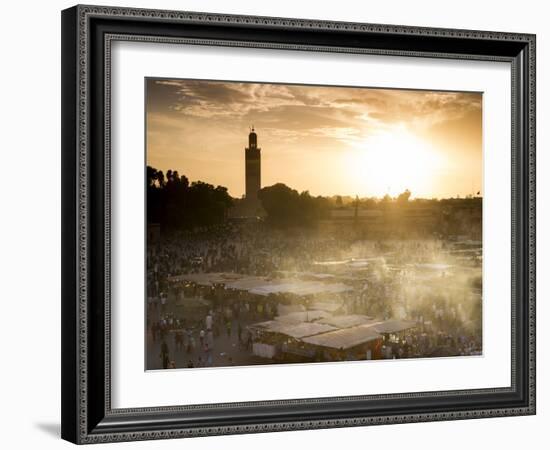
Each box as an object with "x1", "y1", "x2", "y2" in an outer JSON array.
[{"x1": 347, "y1": 127, "x2": 444, "y2": 198}]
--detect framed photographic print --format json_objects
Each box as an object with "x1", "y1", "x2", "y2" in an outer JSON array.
[{"x1": 61, "y1": 5, "x2": 536, "y2": 444}]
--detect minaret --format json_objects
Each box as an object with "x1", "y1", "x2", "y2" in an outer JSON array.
[{"x1": 245, "y1": 126, "x2": 261, "y2": 201}]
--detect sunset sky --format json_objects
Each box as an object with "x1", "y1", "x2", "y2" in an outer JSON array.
[{"x1": 146, "y1": 78, "x2": 482, "y2": 199}]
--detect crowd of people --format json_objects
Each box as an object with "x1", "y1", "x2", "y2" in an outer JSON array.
[
  {"x1": 147, "y1": 292, "x2": 279, "y2": 369},
  {"x1": 147, "y1": 224, "x2": 357, "y2": 297},
  {"x1": 146, "y1": 223, "x2": 483, "y2": 369}
]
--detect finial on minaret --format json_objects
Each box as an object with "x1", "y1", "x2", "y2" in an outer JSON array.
[
  {"x1": 245, "y1": 126, "x2": 261, "y2": 203},
  {"x1": 248, "y1": 125, "x2": 258, "y2": 148}
]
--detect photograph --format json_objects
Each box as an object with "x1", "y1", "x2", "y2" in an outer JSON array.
[
  {"x1": 56, "y1": 3, "x2": 536, "y2": 444},
  {"x1": 145, "y1": 78, "x2": 483, "y2": 370}
]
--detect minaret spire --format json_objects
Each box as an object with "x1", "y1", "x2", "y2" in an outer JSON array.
[{"x1": 245, "y1": 127, "x2": 261, "y2": 201}]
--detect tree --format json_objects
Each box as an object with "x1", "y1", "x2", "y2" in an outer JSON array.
[
  {"x1": 258, "y1": 183, "x2": 329, "y2": 227},
  {"x1": 258, "y1": 183, "x2": 301, "y2": 227},
  {"x1": 146, "y1": 165, "x2": 233, "y2": 230},
  {"x1": 156, "y1": 170, "x2": 165, "y2": 187},
  {"x1": 362, "y1": 197, "x2": 377, "y2": 209},
  {"x1": 147, "y1": 166, "x2": 158, "y2": 187},
  {"x1": 397, "y1": 189, "x2": 411, "y2": 204}
]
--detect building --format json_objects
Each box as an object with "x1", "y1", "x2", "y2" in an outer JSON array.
[
  {"x1": 245, "y1": 127, "x2": 261, "y2": 201},
  {"x1": 228, "y1": 127, "x2": 266, "y2": 219},
  {"x1": 319, "y1": 206, "x2": 438, "y2": 237}
]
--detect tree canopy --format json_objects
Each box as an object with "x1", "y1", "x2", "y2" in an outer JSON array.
[
  {"x1": 146, "y1": 167, "x2": 481, "y2": 234},
  {"x1": 258, "y1": 183, "x2": 330, "y2": 227},
  {"x1": 147, "y1": 166, "x2": 233, "y2": 229}
]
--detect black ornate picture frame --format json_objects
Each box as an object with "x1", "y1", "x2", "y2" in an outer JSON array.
[{"x1": 61, "y1": 4, "x2": 536, "y2": 444}]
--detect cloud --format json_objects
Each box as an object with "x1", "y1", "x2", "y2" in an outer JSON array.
[
  {"x1": 149, "y1": 79, "x2": 480, "y2": 141},
  {"x1": 146, "y1": 78, "x2": 482, "y2": 198}
]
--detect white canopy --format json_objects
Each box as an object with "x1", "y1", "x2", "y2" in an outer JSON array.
[
  {"x1": 372, "y1": 320, "x2": 417, "y2": 334},
  {"x1": 248, "y1": 280, "x2": 352, "y2": 297},
  {"x1": 316, "y1": 315, "x2": 374, "y2": 329},
  {"x1": 308, "y1": 301, "x2": 344, "y2": 313},
  {"x1": 249, "y1": 320, "x2": 337, "y2": 339},
  {"x1": 275, "y1": 310, "x2": 331, "y2": 323},
  {"x1": 171, "y1": 272, "x2": 353, "y2": 298},
  {"x1": 301, "y1": 324, "x2": 382, "y2": 350}
]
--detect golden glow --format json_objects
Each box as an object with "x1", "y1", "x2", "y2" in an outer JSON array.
[
  {"x1": 347, "y1": 127, "x2": 445, "y2": 198},
  {"x1": 146, "y1": 79, "x2": 482, "y2": 199}
]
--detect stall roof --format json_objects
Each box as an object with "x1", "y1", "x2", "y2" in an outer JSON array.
[
  {"x1": 277, "y1": 303, "x2": 306, "y2": 316},
  {"x1": 248, "y1": 280, "x2": 352, "y2": 297},
  {"x1": 313, "y1": 257, "x2": 385, "y2": 268},
  {"x1": 372, "y1": 320, "x2": 417, "y2": 334},
  {"x1": 301, "y1": 324, "x2": 382, "y2": 350},
  {"x1": 414, "y1": 263, "x2": 453, "y2": 271},
  {"x1": 308, "y1": 301, "x2": 344, "y2": 313},
  {"x1": 249, "y1": 320, "x2": 337, "y2": 339},
  {"x1": 225, "y1": 277, "x2": 275, "y2": 291},
  {"x1": 275, "y1": 310, "x2": 331, "y2": 323},
  {"x1": 168, "y1": 272, "x2": 246, "y2": 285},
  {"x1": 313, "y1": 260, "x2": 349, "y2": 266},
  {"x1": 170, "y1": 273, "x2": 353, "y2": 298},
  {"x1": 346, "y1": 261, "x2": 370, "y2": 268},
  {"x1": 275, "y1": 271, "x2": 336, "y2": 280},
  {"x1": 316, "y1": 314, "x2": 374, "y2": 329}
]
